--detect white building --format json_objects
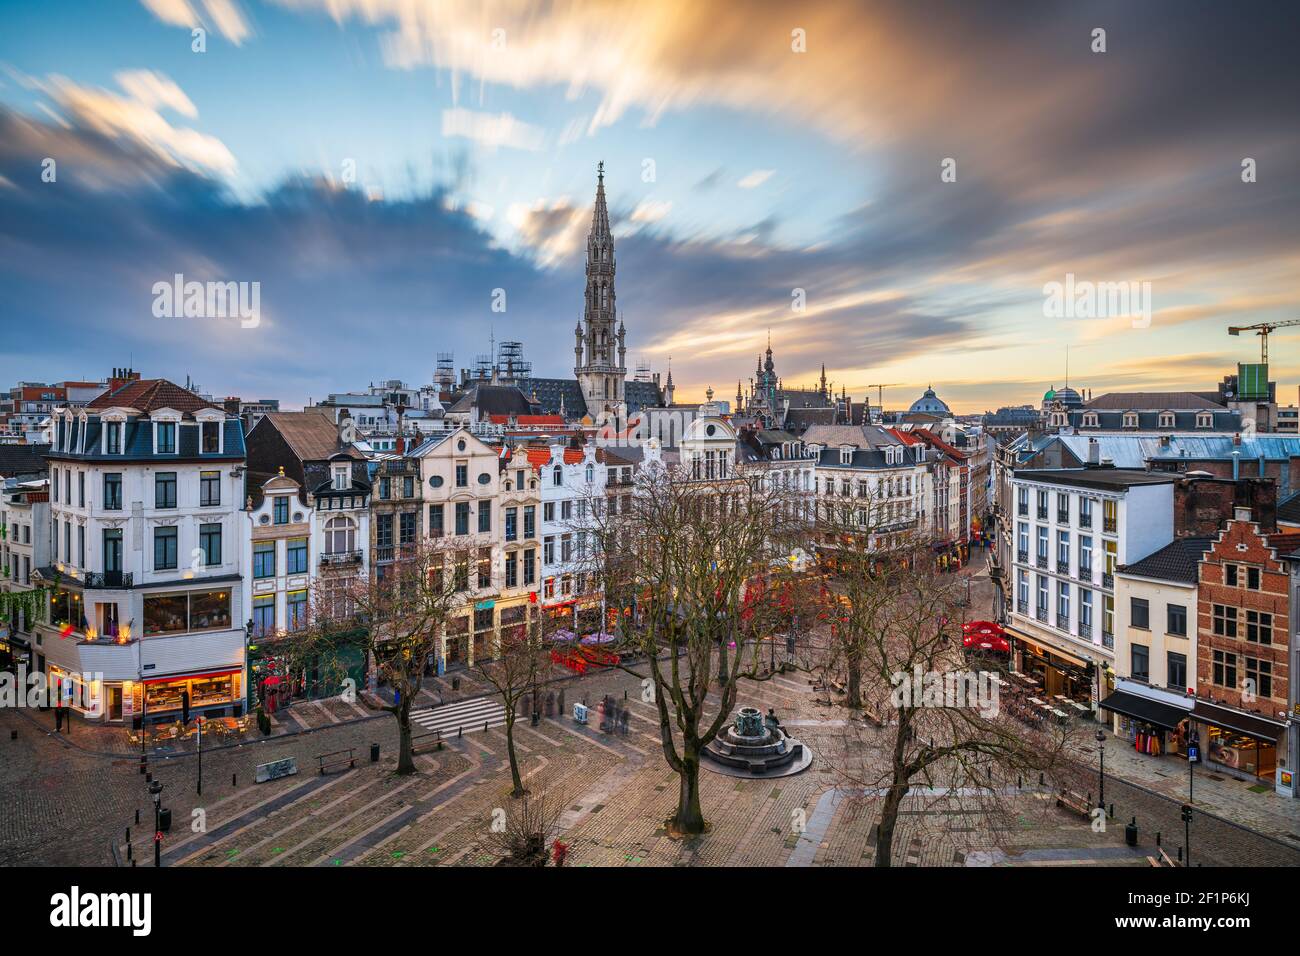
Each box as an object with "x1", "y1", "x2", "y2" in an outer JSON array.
[
  {"x1": 539, "y1": 439, "x2": 603, "y2": 619},
  {"x1": 1006, "y1": 467, "x2": 1175, "y2": 710},
  {"x1": 39, "y1": 379, "x2": 250, "y2": 725}
]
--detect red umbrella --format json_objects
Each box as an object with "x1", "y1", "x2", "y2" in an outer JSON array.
[{"x1": 961, "y1": 620, "x2": 1010, "y2": 654}]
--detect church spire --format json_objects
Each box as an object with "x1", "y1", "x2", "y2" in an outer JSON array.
[{"x1": 576, "y1": 162, "x2": 625, "y2": 417}]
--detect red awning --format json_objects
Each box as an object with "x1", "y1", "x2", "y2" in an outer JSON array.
[{"x1": 143, "y1": 667, "x2": 241, "y2": 686}]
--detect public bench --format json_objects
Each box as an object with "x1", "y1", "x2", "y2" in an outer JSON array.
[
  {"x1": 317, "y1": 748, "x2": 356, "y2": 775},
  {"x1": 1055, "y1": 788, "x2": 1093, "y2": 819}
]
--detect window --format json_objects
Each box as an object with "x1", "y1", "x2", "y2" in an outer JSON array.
[
  {"x1": 199, "y1": 523, "x2": 222, "y2": 566},
  {"x1": 273, "y1": 496, "x2": 290, "y2": 525},
  {"x1": 524, "y1": 548, "x2": 536, "y2": 586},
  {"x1": 200, "y1": 470, "x2": 220, "y2": 506},
  {"x1": 561, "y1": 534, "x2": 573, "y2": 563},
  {"x1": 1036, "y1": 526, "x2": 1048, "y2": 560},
  {"x1": 1017, "y1": 522, "x2": 1029, "y2": 559},
  {"x1": 1246, "y1": 566, "x2": 1261, "y2": 590},
  {"x1": 1212, "y1": 650, "x2": 1238, "y2": 689},
  {"x1": 403, "y1": 476, "x2": 414, "y2": 498},
  {"x1": 156, "y1": 422, "x2": 176, "y2": 454},
  {"x1": 1246, "y1": 610, "x2": 1272, "y2": 645},
  {"x1": 286, "y1": 537, "x2": 307, "y2": 574},
  {"x1": 379, "y1": 477, "x2": 391, "y2": 500},
  {"x1": 553, "y1": 465, "x2": 562, "y2": 486},
  {"x1": 429, "y1": 504, "x2": 444, "y2": 536},
  {"x1": 1225, "y1": 564, "x2": 1238, "y2": 586},
  {"x1": 1131, "y1": 644, "x2": 1150, "y2": 683},
  {"x1": 287, "y1": 590, "x2": 307, "y2": 632},
  {"x1": 544, "y1": 502, "x2": 555, "y2": 523},
  {"x1": 1057, "y1": 581, "x2": 1069, "y2": 626},
  {"x1": 477, "y1": 548, "x2": 492, "y2": 589},
  {"x1": 332, "y1": 466, "x2": 349, "y2": 491},
  {"x1": 1036, "y1": 575, "x2": 1048, "y2": 613},
  {"x1": 325, "y1": 516, "x2": 356, "y2": 554},
  {"x1": 103, "y1": 529, "x2": 122, "y2": 572},
  {"x1": 1131, "y1": 597, "x2": 1150, "y2": 629},
  {"x1": 524, "y1": 506, "x2": 536, "y2": 539},
  {"x1": 478, "y1": 501, "x2": 491, "y2": 534},
  {"x1": 1245, "y1": 657, "x2": 1272, "y2": 699},
  {"x1": 189, "y1": 589, "x2": 231, "y2": 631},
  {"x1": 1167, "y1": 652, "x2": 1187, "y2": 690},
  {"x1": 78, "y1": 472, "x2": 84, "y2": 508},
  {"x1": 1212, "y1": 604, "x2": 1238, "y2": 638},
  {"x1": 1079, "y1": 497, "x2": 1093, "y2": 527},
  {"x1": 154, "y1": 527, "x2": 179, "y2": 571},
  {"x1": 455, "y1": 463, "x2": 468, "y2": 487},
  {"x1": 376, "y1": 513, "x2": 394, "y2": 549},
  {"x1": 104, "y1": 473, "x2": 122, "y2": 510},
  {"x1": 561, "y1": 500, "x2": 573, "y2": 521},
  {"x1": 1057, "y1": 530, "x2": 1069, "y2": 567},
  {"x1": 77, "y1": 525, "x2": 85, "y2": 568},
  {"x1": 253, "y1": 541, "x2": 276, "y2": 578},
  {"x1": 252, "y1": 595, "x2": 275, "y2": 636},
  {"x1": 505, "y1": 551, "x2": 518, "y2": 588},
  {"x1": 505, "y1": 507, "x2": 518, "y2": 542},
  {"x1": 399, "y1": 512, "x2": 417, "y2": 544},
  {"x1": 1079, "y1": 536, "x2": 1093, "y2": 574},
  {"x1": 1080, "y1": 588, "x2": 1093, "y2": 629},
  {"x1": 455, "y1": 502, "x2": 470, "y2": 536},
  {"x1": 544, "y1": 536, "x2": 555, "y2": 564},
  {"x1": 1102, "y1": 498, "x2": 1117, "y2": 533},
  {"x1": 105, "y1": 421, "x2": 121, "y2": 454},
  {"x1": 155, "y1": 472, "x2": 177, "y2": 509},
  {"x1": 201, "y1": 421, "x2": 220, "y2": 453},
  {"x1": 1167, "y1": 603, "x2": 1187, "y2": 637},
  {"x1": 144, "y1": 593, "x2": 188, "y2": 635}
]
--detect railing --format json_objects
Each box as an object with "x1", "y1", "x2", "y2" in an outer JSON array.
[
  {"x1": 1037, "y1": 506, "x2": 1049, "y2": 519},
  {"x1": 85, "y1": 570, "x2": 133, "y2": 588},
  {"x1": 1017, "y1": 599, "x2": 1028, "y2": 614},
  {"x1": 1102, "y1": 630, "x2": 1114, "y2": 649},
  {"x1": 1102, "y1": 572, "x2": 1114, "y2": 589},
  {"x1": 1103, "y1": 518, "x2": 1117, "y2": 533},
  {"x1": 1079, "y1": 514, "x2": 1092, "y2": 529},
  {"x1": 1036, "y1": 607, "x2": 1048, "y2": 622},
  {"x1": 1057, "y1": 511, "x2": 1069, "y2": 524},
  {"x1": 1057, "y1": 558, "x2": 1070, "y2": 573},
  {"x1": 1017, "y1": 550, "x2": 1028, "y2": 563},
  {"x1": 1078, "y1": 622, "x2": 1092, "y2": 639},
  {"x1": 374, "y1": 546, "x2": 395, "y2": 564},
  {"x1": 1017, "y1": 504, "x2": 1028, "y2": 516},
  {"x1": 1036, "y1": 554, "x2": 1048, "y2": 569},
  {"x1": 1079, "y1": 563, "x2": 1092, "y2": 579},
  {"x1": 320, "y1": 550, "x2": 363, "y2": 567}
]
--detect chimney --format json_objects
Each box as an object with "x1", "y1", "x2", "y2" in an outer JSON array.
[
  {"x1": 1087, "y1": 437, "x2": 1100, "y2": 466},
  {"x1": 1234, "y1": 506, "x2": 1252, "y2": 522}
]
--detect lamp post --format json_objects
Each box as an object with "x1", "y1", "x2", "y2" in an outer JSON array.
[
  {"x1": 148, "y1": 779, "x2": 163, "y2": 868},
  {"x1": 1095, "y1": 728, "x2": 1107, "y2": 812},
  {"x1": 1181, "y1": 803, "x2": 1193, "y2": 867},
  {"x1": 196, "y1": 716, "x2": 203, "y2": 796}
]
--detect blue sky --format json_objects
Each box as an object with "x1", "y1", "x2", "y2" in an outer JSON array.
[{"x1": 1, "y1": 0, "x2": 1298, "y2": 412}]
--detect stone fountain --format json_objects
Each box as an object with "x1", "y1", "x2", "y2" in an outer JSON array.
[{"x1": 700, "y1": 706, "x2": 813, "y2": 778}]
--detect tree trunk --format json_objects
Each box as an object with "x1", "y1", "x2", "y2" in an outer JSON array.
[
  {"x1": 672, "y1": 742, "x2": 706, "y2": 834},
  {"x1": 395, "y1": 696, "x2": 416, "y2": 775},
  {"x1": 845, "y1": 648, "x2": 862, "y2": 709},
  {"x1": 874, "y1": 780, "x2": 908, "y2": 867},
  {"x1": 505, "y1": 712, "x2": 525, "y2": 797},
  {"x1": 716, "y1": 639, "x2": 729, "y2": 685}
]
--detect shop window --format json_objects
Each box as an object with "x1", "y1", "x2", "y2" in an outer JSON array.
[
  {"x1": 190, "y1": 589, "x2": 232, "y2": 631},
  {"x1": 144, "y1": 593, "x2": 189, "y2": 636}
]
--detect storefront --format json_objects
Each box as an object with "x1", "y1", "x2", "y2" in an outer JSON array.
[
  {"x1": 1100, "y1": 689, "x2": 1191, "y2": 758},
  {"x1": 0, "y1": 624, "x2": 32, "y2": 671},
  {"x1": 248, "y1": 636, "x2": 365, "y2": 711},
  {"x1": 1189, "y1": 701, "x2": 1284, "y2": 782},
  {"x1": 142, "y1": 668, "x2": 243, "y2": 722},
  {"x1": 1012, "y1": 633, "x2": 1095, "y2": 706}
]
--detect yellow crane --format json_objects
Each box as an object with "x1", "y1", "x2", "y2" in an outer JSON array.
[
  {"x1": 866, "y1": 383, "x2": 901, "y2": 408},
  {"x1": 1227, "y1": 319, "x2": 1300, "y2": 364}
]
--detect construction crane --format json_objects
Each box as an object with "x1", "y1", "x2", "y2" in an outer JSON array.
[
  {"x1": 1227, "y1": 320, "x2": 1300, "y2": 364},
  {"x1": 865, "y1": 383, "x2": 901, "y2": 408}
]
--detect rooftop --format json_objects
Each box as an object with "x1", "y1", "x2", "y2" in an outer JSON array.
[
  {"x1": 1013, "y1": 468, "x2": 1176, "y2": 490},
  {"x1": 1117, "y1": 536, "x2": 1215, "y2": 584}
]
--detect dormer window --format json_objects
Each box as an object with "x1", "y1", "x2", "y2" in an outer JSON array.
[
  {"x1": 1196, "y1": 412, "x2": 1213, "y2": 428},
  {"x1": 156, "y1": 422, "x2": 177, "y2": 454},
  {"x1": 105, "y1": 421, "x2": 122, "y2": 454},
  {"x1": 840, "y1": 446, "x2": 853, "y2": 465},
  {"x1": 553, "y1": 465, "x2": 563, "y2": 487},
  {"x1": 1083, "y1": 412, "x2": 1099, "y2": 428},
  {"x1": 332, "y1": 465, "x2": 349, "y2": 491},
  {"x1": 585, "y1": 464, "x2": 594, "y2": 483},
  {"x1": 1158, "y1": 412, "x2": 1175, "y2": 429},
  {"x1": 201, "y1": 421, "x2": 221, "y2": 454},
  {"x1": 1123, "y1": 412, "x2": 1138, "y2": 429}
]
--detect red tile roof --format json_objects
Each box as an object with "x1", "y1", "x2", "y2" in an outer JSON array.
[
  {"x1": 887, "y1": 428, "x2": 922, "y2": 445},
  {"x1": 87, "y1": 378, "x2": 221, "y2": 415},
  {"x1": 562, "y1": 448, "x2": 585, "y2": 464},
  {"x1": 914, "y1": 428, "x2": 967, "y2": 460},
  {"x1": 523, "y1": 447, "x2": 551, "y2": 471}
]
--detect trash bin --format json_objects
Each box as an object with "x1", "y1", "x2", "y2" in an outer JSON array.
[
  {"x1": 1125, "y1": 818, "x2": 1138, "y2": 847},
  {"x1": 370, "y1": 742, "x2": 380, "y2": 763},
  {"x1": 158, "y1": 807, "x2": 172, "y2": 832},
  {"x1": 452, "y1": 677, "x2": 460, "y2": 690}
]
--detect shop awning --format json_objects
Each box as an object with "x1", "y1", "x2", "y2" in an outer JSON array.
[
  {"x1": 1100, "y1": 691, "x2": 1189, "y2": 731},
  {"x1": 1006, "y1": 628, "x2": 1094, "y2": 670},
  {"x1": 1189, "y1": 701, "x2": 1286, "y2": 742},
  {"x1": 143, "y1": 667, "x2": 241, "y2": 686}
]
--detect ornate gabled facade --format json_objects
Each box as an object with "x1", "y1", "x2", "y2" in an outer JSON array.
[{"x1": 574, "y1": 162, "x2": 628, "y2": 421}]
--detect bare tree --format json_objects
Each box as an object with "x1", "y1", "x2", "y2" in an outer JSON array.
[
  {"x1": 582, "y1": 459, "x2": 806, "y2": 836},
  {"x1": 292, "y1": 539, "x2": 461, "y2": 775},
  {"x1": 486, "y1": 780, "x2": 564, "y2": 866},
  {"x1": 471, "y1": 603, "x2": 557, "y2": 797},
  {"x1": 815, "y1": 539, "x2": 1081, "y2": 866}
]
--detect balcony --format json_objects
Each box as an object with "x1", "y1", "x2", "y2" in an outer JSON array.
[
  {"x1": 1036, "y1": 607, "x2": 1048, "y2": 622},
  {"x1": 1103, "y1": 518, "x2": 1117, "y2": 533},
  {"x1": 320, "y1": 550, "x2": 363, "y2": 567},
  {"x1": 1102, "y1": 630, "x2": 1114, "y2": 649},
  {"x1": 1036, "y1": 506, "x2": 1049, "y2": 519},
  {"x1": 1102, "y1": 572, "x2": 1114, "y2": 589},
  {"x1": 1079, "y1": 563, "x2": 1092, "y2": 579},
  {"x1": 1056, "y1": 511, "x2": 1069, "y2": 525},
  {"x1": 1017, "y1": 550, "x2": 1028, "y2": 563},
  {"x1": 1078, "y1": 622, "x2": 1092, "y2": 639},
  {"x1": 84, "y1": 570, "x2": 133, "y2": 589},
  {"x1": 1057, "y1": 558, "x2": 1070, "y2": 574},
  {"x1": 1079, "y1": 515, "x2": 1092, "y2": 529},
  {"x1": 1035, "y1": 554, "x2": 1048, "y2": 569},
  {"x1": 1017, "y1": 599, "x2": 1028, "y2": 614},
  {"x1": 1017, "y1": 504, "x2": 1028, "y2": 517},
  {"x1": 374, "y1": 545, "x2": 395, "y2": 564}
]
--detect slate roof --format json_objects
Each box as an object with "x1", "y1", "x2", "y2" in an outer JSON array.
[
  {"x1": 1067, "y1": 409, "x2": 1241, "y2": 431},
  {"x1": 1117, "y1": 536, "x2": 1214, "y2": 584},
  {"x1": 1278, "y1": 492, "x2": 1300, "y2": 526},
  {"x1": 783, "y1": 407, "x2": 836, "y2": 434},
  {"x1": 1014, "y1": 468, "x2": 1175, "y2": 490},
  {"x1": 263, "y1": 409, "x2": 363, "y2": 463},
  {"x1": 0, "y1": 443, "x2": 51, "y2": 477},
  {"x1": 47, "y1": 419, "x2": 244, "y2": 462},
  {"x1": 449, "y1": 384, "x2": 538, "y2": 417},
  {"x1": 1085, "y1": 391, "x2": 1226, "y2": 410}
]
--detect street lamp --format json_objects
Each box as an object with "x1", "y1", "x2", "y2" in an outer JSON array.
[
  {"x1": 148, "y1": 779, "x2": 164, "y2": 868},
  {"x1": 1095, "y1": 728, "x2": 1107, "y2": 812}
]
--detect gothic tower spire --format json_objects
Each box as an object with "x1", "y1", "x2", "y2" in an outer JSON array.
[{"x1": 575, "y1": 161, "x2": 626, "y2": 419}]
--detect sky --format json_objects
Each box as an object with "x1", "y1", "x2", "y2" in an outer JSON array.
[{"x1": 1, "y1": 0, "x2": 1298, "y2": 413}]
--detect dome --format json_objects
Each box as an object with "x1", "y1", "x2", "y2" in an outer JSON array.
[
  {"x1": 908, "y1": 387, "x2": 951, "y2": 416},
  {"x1": 1043, "y1": 388, "x2": 1056, "y2": 401},
  {"x1": 1054, "y1": 386, "x2": 1083, "y2": 408}
]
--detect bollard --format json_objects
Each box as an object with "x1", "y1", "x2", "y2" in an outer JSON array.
[
  {"x1": 370, "y1": 742, "x2": 380, "y2": 763},
  {"x1": 232, "y1": 773, "x2": 237, "y2": 787},
  {"x1": 1156, "y1": 831, "x2": 1161, "y2": 846},
  {"x1": 126, "y1": 827, "x2": 131, "y2": 843},
  {"x1": 1017, "y1": 776, "x2": 1022, "y2": 789},
  {"x1": 146, "y1": 772, "x2": 152, "y2": 784},
  {"x1": 1110, "y1": 803, "x2": 1115, "y2": 819},
  {"x1": 484, "y1": 721, "x2": 488, "y2": 732},
  {"x1": 437, "y1": 730, "x2": 443, "y2": 751},
  {"x1": 1038, "y1": 772, "x2": 1044, "y2": 786},
  {"x1": 1177, "y1": 846, "x2": 1183, "y2": 862},
  {"x1": 1124, "y1": 817, "x2": 1137, "y2": 847},
  {"x1": 624, "y1": 690, "x2": 628, "y2": 700},
  {"x1": 135, "y1": 808, "x2": 140, "y2": 825},
  {"x1": 458, "y1": 726, "x2": 463, "y2": 738},
  {"x1": 126, "y1": 843, "x2": 132, "y2": 862},
  {"x1": 10, "y1": 729, "x2": 15, "y2": 740}
]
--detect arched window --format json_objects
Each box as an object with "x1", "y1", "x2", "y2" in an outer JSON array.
[
  {"x1": 585, "y1": 464, "x2": 594, "y2": 483},
  {"x1": 325, "y1": 516, "x2": 356, "y2": 554},
  {"x1": 552, "y1": 465, "x2": 563, "y2": 487}
]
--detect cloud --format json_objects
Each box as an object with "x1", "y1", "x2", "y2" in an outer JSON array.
[
  {"x1": 140, "y1": 0, "x2": 252, "y2": 45},
  {"x1": 629, "y1": 199, "x2": 671, "y2": 224},
  {"x1": 440, "y1": 107, "x2": 546, "y2": 151},
  {"x1": 41, "y1": 70, "x2": 236, "y2": 176},
  {"x1": 737, "y1": 169, "x2": 773, "y2": 189}
]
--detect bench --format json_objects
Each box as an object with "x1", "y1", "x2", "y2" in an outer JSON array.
[
  {"x1": 411, "y1": 730, "x2": 444, "y2": 755},
  {"x1": 317, "y1": 748, "x2": 356, "y2": 775},
  {"x1": 1055, "y1": 788, "x2": 1093, "y2": 819}
]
